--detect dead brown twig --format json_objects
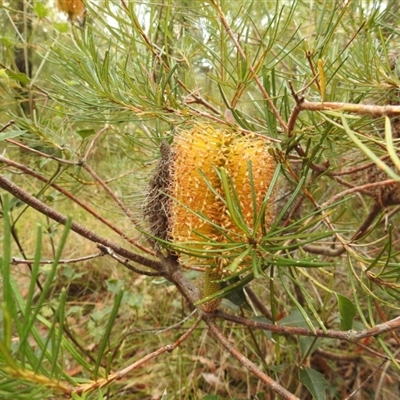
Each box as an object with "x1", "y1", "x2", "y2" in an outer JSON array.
[
  {"x1": 0, "y1": 154, "x2": 156, "y2": 256},
  {"x1": 0, "y1": 174, "x2": 162, "y2": 272},
  {"x1": 204, "y1": 313, "x2": 300, "y2": 400},
  {"x1": 215, "y1": 310, "x2": 400, "y2": 342},
  {"x1": 72, "y1": 315, "x2": 202, "y2": 396}
]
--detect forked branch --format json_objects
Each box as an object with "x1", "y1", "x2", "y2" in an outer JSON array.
[{"x1": 0, "y1": 174, "x2": 162, "y2": 272}]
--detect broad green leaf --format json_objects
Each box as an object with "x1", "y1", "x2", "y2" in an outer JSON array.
[
  {"x1": 76, "y1": 129, "x2": 96, "y2": 139},
  {"x1": 336, "y1": 294, "x2": 356, "y2": 331},
  {"x1": 299, "y1": 367, "x2": 329, "y2": 400}
]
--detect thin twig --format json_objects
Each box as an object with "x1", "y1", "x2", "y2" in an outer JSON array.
[
  {"x1": 215, "y1": 310, "x2": 400, "y2": 341},
  {"x1": 344, "y1": 358, "x2": 389, "y2": 400},
  {"x1": 156, "y1": 309, "x2": 197, "y2": 334},
  {"x1": 321, "y1": 179, "x2": 398, "y2": 208},
  {"x1": 6, "y1": 138, "x2": 77, "y2": 164},
  {"x1": 12, "y1": 252, "x2": 105, "y2": 265},
  {"x1": 306, "y1": 51, "x2": 321, "y2": 91},
  {"x1": 0, "y1": 155, "x2": 156, "y2": 256},
  {"x1": 244, "y1": 287, "x2": 272, "y2": 320},
  {"x1": 97, "y1": 244, "x2": 162, "y2": 277},
  {"x1": 287, "y1": 81, "x2": 305, "y2": 137},
  {"x1": 83, "y1": 125, "x2": 109, "y2": 160},
  {"x1": 72, "y1": 315, "x2": 201, "y2": 395},
  {"x1": 0, "y1": 120, "x2": 15, "y2": 133},
  {"x1": 204, "y1": 314, "x2": 299, "y2": 400},
  {"x1": 0, "y1": 174, "x2": 163, "y2": 271},
  {"x1": 300, "y1": 100, "x2": 400, "y2": 116}
]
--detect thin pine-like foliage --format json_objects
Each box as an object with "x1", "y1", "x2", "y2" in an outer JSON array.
[{"x1": 0, "y1": 0, "x2": 400, "y2": 399}]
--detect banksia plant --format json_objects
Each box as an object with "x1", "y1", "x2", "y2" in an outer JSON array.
[{"x1": 158, "y1": 124, "x2": 277, "y2": 311}]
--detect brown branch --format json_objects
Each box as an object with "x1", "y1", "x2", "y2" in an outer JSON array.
[
  {"x1": 204, "y1": 314, "x2": 299, "y2": 400},
  {"x1": 321, "y1": 179, "x2": 398, "y2": 208},
  {"x1": 166, "y1": 257, "x2": 202, "y2": 305},
  {"x1": 6, "y1": 138, "x2": 76, "y2": 164},
  {"x1": 72, "y1": 315, "x2": 201, "y2": 395},
  {"x1": 0, "y1": 174, "x2": 162, "y2": 271},
  {"x1": 0, "y1": 120, "x2": 15, "y2": 133},
  {"x1": 300, "y1": 100, "x2": 400, "y2": 116},
  {"x1": 215, "y1": 310, "x2": 400, "y2": 342},
  {"x1": 244, "y1": 287, "x2": 272, "y2": 320},
  {"x1": 330, "y1": 155, "x2": 393, "y2": 177},
  {"x1": 351, "y1": 203, "x2": 383, "y2": 241},
  {"x1": 12, "y1": 252, "x2": 105, "y2": 265},
  {"x1": 0, "y1": 155, "x2": 156, "y2": 256},
  {"x1": 287, "y1": 81, "x2": 305, "y2": 137},
  {"x1": 97, "y1": 244, "x2": 162, "y2": 277},
  {"x1": 314, "y1": 347, "x2": 360, "y2": 362}
]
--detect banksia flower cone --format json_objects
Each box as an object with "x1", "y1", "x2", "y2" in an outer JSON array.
[
  {"x1": 169, "y1": 124, "x2": 276, "y2": 251},
  {"x1": 145, "y1": 124, "x2": 277, "y2": 312}
]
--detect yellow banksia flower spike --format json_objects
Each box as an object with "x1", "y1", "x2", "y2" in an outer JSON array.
[
  {"x1": 223, "y1": 134, "x2": 277, "y2": 237},
  {"x1": 146, "y1": 123, "x2": 277, "y2": 312}
]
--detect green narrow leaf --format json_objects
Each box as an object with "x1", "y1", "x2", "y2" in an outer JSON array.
[
  {"x1": 251, "y1": 250, "x2": 263, "y2": 278},
  {"x1": 0, "y1": 303, "x2": 12, "y2": 358},
  {"x1": 385, "y1": 115, "x2": 400, "y2": 172},
  {"x1": 278, "y1": 269, "x2": 317, "y2": 333},
  {"x1": 268, "y1": 174, "x2": 304, "y2": 232},
  {"x1": 1, "y1": 195, "x2": 12, "y2": 306},
  {"x1": 94, "y1": 288, "x2": 124, "y2": 379},
  {"x1": 227, "y1": 246, "x2": 253, "y2": 273},
  {"x1": 51, "y1": 288, "x2": 67, "y2": 375},
  {"x1": 247, "y1": 159, "x2": 258, "y2": 226},
  {"x1": 219, "y1": 167, "x2": 250, "y2": 235},
  {"x1": 5, "y1": 69, "x2": 31, "y2": 85},
  {"x1": 0, "y1": 130, "x2": 26, "y2": 141},
  {"x1": 35, "y1": 313, "x2": 93, "y2": 376},
  {"x1": 338, "y1": 114, "x2": 399, "y2": 180},
  {"x1": 0, "y1": 311, "x2": 17, "y2": 369},
  {"x1": 1, "y1": 195, "x2": 20, "y2": 330},
  {"x1": 299, "y1": 367, "x2": 329, "y2": 400},
  {"x1": 53, "y1": 22, "x2": 69, "y2": 33},
  {"x1": 256, "y1": 162, "x2": 281, "y2": 234},
  {"x1": 19, "y1": 218, "x2": 72, "y2": 354},
  {"x1": 23, "y1": 226, "x2": 42, "y2": 326},
  {"x1": 336, "y1": 294, "x2": 356, "y2": 331}
]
